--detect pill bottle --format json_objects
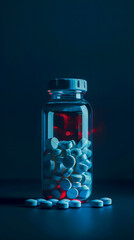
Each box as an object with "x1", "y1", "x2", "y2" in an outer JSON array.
[{"x1": 41, "y1": 78, "x2": 93, "y2": 201}]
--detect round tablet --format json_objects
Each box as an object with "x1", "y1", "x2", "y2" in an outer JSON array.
[
  {"x1": 72, "y1": 182, "x2": 81, "y2": 188},
  {"x1": 60, "y1": 178, "x2": 72, "y2": 191},
  {"x1": 90, "y1": 199, "x2": 103, "y2": 208},
  {"x1": 82, "y1": 148, "x2": 92, "y2": 158},
  {"x1": 81, "y1": 159, "x2": 92, "y2": 170},
  {"x1": 46, "y1": 137, "x2": 59, "y2": 150},
  {"x1": 56, "y1": 200, "x2": 69, "y2": 209},
  {"x1": 71, "y1": 148, "x2": 82, "y2": 157},
  {"x1": 52, "y1": 148, "x2": 62, "y2": 156},
  {"x1": 59, "y1": 141, "x2": 73, "y2": 149},
  {"x1": 82, "y1": 172, "x2": 92, "y2": 185},
  {"x1": 25, "y1": 199, "x2": 37, "y2": 207},
  {"x1": 69, "y1": 200, "x2": 81, "y2": 208},
  {"x1": 51, "y1": 189, "x2": 61, "y2": 199},
  {"x1": 63, "y1": 155, "x2": 76, "y2": 168},
  {"x1": 37, "y1": 199, "x2": 46, "y2": 206},
  {"x1": 63, "y1": 168, "x2": 73, "y2": 177},
  {"x1": 75, "y1": 163, "x2": 88, "y2": 173},
  {"x1": 40, "y1": 200, "x2": 52, "y2": 209},
  {"x1": 49, "y1": 198, "x2": 59, "y2": 206},
  {"x1": 100, "y1": 197, "x2": 112, "y2": 206},
  {"x1": 76, "y1": 153, "x2": 87, "y2": 162},
  {"x1": 79, "y1": 186, "x2": 91, "y2": 199},
  {"x1": 71, "y1": 174, "x2": 82, "y2": 182},
  {"x1": 67, "y1": 188, "x2": 78, "y2": 199}
]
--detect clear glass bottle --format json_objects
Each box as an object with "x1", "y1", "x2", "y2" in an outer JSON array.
[{"x1": 41, "y1": 78, "x2": 93, "y2": 201}]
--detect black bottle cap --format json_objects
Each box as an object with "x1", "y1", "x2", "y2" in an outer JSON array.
[{"x1": 48, "y1": 78, "x2": 87, "y2": 92}]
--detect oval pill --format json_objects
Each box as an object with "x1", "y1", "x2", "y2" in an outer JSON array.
[
  {"x1": 49, "y1": 198, "x2": 59, "y2": 206},
  {"x1": 56, "y1": 200, "x2": 69, "y2": 209},
  {"x1": 60, "y1": 178, "x2": 72, "y2": 191},
  {"x1": 67, "y1": 188, "x2": 78, "y2": 199},
  {"x1": 69, "y1": 200, "x2": 81, "y2": 208},
  {"x1": 90, "y1": 199, "x2": 103, "y2": 208},
  {"x1": 40, "y1": 200, "x2": 52, "y2": 208},
  {"x1": 46, "y1": 137, "x2": 59, "y2": 150},
  {"x1": 100, "y1": 197, "x2": 112, "y2": 206},
  {"x1": 37, "y1": 199, "x2": 46, "y2": 206},
  {"x1": 63, "y1": 155, "x2": 76, "y2": 169},
  {"x1": 25, "y1": 199, "x2": 37, "y2": 207}
]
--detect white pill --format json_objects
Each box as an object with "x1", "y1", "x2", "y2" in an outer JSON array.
[
  {"x1": 56, "y1": 162, "x2": 64, "y2": 173},
  {"x1": 67, "y1": 188, "x2": 78, "y2": 199},
  {"x1": 72, "y1": 182, "x2": 81, "y2": 188},
  {"x1": 52, "y1": 173, "x2": 62, "y2": 181},
  {"x1": 45, "y1": 160, "x2": 55, "y2": 171},
  {"x1": 100, "y1": 197, "x2": 112, "y2": 206},
  {"x1": 90, "y1": 199, "x2": 103, "y2": 208},
  {"x1": 55, "y1": 156, "x2": 64, "y2": 163},
  {"x1": 81, "y1": 159, "x2": 92, "y2": 169},
  {"x1": 52, "y1": 148, "x2": 62, "y2": 156},
  {"x1": 71, "y1": 174, "x2": 82, "y2": 182},
  {"x1": 25, "y1": 199, "x2": 37, "y2": 207},
  {"x1": 71, "y1": 148, "x2": 82, "y2": 156},
  {"x1": 59, "y1": 141, "x2": 73, "y2": 149},
  {"x1": 79, "y1": 185, "x2": 91, "y2": 199},
  {"x1": 82, "y1": 172, "x2": 92, "y2": 185},
  {"x1": 82, "y1": 148, "x2": 92, "y2": 158},
  {"x1": 76, "y1": 153, "x2": 87, "y2": 162},
  {"x1": 60, "y1": 178, "x2": 72, "y2": 191},
  {"x1": 56, "y1": 200, "x2": 69, "y2": 209},
  {"x1": 51, "y1": 189, "x2": 61, "y2": 199},
  {"x1": 63, "y1": 155, "x2": 76, "y2": 168},
  {"x1": 43, "y1": 179, "x2": 57, "y2": 190},
  {"x1": 40, "y1": 200, "x2": 52, "y2": 208},
  {"x1": 37, "y1": 198, "x2": 46, "y2": 206},
  {"x1": 49, "y1": 198, "x2": 59, "y2": 206},
  {"x1": 69, "y1": 200, "x2": 81, "y2": 208},
  {"x1": 46, "y1": 137, "x2": 59, "y2": 150},
  {"x1": 77, "y1": 138, "x2": 88, "y2": 149},
  {"x1": 63, "y1": 168, "x2": 73, "y2": 177},
  {"x1": 75, "y1": 163, "x2": 88, "y2": 173}
]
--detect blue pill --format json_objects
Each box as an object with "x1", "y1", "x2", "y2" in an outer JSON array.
[
  {"x1": 25, "y1": 199, "x2": 37, "y2": 207},
  {"x1": 100, "y1": 197, "x2": 112, "y2": 206},
  {"x1": 90, "y1": 199, "x2": 103, "y2": 208}
]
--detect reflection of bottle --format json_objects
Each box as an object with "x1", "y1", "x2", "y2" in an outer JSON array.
[{"x1": 41, "y1": 78, "x2": 93, "y2": 201}]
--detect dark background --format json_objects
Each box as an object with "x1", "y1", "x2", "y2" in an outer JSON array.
[{"x1": 1, "y1": 0, "x2": 134, "y2": 182}]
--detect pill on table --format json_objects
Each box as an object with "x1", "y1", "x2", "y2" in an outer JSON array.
[
  {"x1": 67, "y1": 188, "x2": 78, "y2": 199},
  {"x1": 72, "y1": 182, "x2": 81, "y2": 188},
  {"x1": 46, "y1": 137, "x2": 59, "y2": 150},
  {"x1": 49, "y1": 198, "x2": 59, "y2": 206},
  {"x1": 90, "y1": 199, "x2": 103, "y2": 208},
  {"x1": 76, "y1": 153, "x2": 87, "y2": 162},
  {"x1": 37, "y1": 199, "x2": 46, "y2": 206},
  {"x1": 52, "y1": 148, "x2": 62, "y2": 156},
  {"x1": 43, "y1": 179, "x2": 57, "y2": 190},
  {"x1": 77, "y1": 138, "x2": 88, "y2": 149},
  {"x1": 45, "y1": 160, "x2": 55, "y2": 171},
  {"x1": 63, "y1": 155, "x2": 76, "y2": 168},
  {"x1": 25, "y1": 199, "x2": 37, "y2": 207},
  {"x1": 51, "y1": 189, "x2": 61, "y2": 199},
  {"x1": 100, "y1": 197, "x2": 112, "y2": 206},
  {"x1": 56, "y1": 200, "x2": 69, "y2": 209},
  {"x1": 82, "y1": 148, "x2": 92, "y2": 158},
  {"x1": 79, "y1": 185, "x2": 91, "y2": 199},
  {"x1": 82, "y1": 172, "x2": 92, "y2": 185},
  {"x1": 56, "y1": 162, "x2": 64, "y2": 173},
  {"x1": 60, "y1": 178, "x2": 72, "y2": 191},
  {"x1": 71, "y1": 148, "x2": 82, "y2": 157},
  {"x1": 75, "y1": 163, "x2": 88, "y2": 173},
  {"x1": 81, "y1": 159, "x2": 92, "y2": 169},
  {"x1": 71, "y1": 174, "x2": 82, "y2": 182},
  {"x1": 55, "y1": 156, "x2": 64, "y2": 163},
  {"x1": 63, "y1": 168, "x2": 73, "y2": 177},
  {"x1": 59, "y1": 141, "x2": 73, "y2": 149},
  {"x1": 40, "y1": 200, "x2": 52, "y2": 209},
  {"x1": 52, "y1": 173, "x2": 62, "y2": 181},
  {"x1": 69, "y1": 200, "x2": 81, "y2": 208}
]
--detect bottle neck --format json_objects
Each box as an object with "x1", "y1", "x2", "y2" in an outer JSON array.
[{"x1": 48, "y1": 90, "x2": 85, "y2": 101}]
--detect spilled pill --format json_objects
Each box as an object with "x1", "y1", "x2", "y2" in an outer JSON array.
[
  {"x1": 90, "y1": 199, "x2": 103, "y2": 208},
  {"x1": 69, "y1": 200, "x2": 81, "y2": 208},
  {"x1": 56, "y1": 200, "x2": 69, "y2": 209},
  {"x1": 25, "y1": 199, "x2": 37, "y2": 207},
  {"x1": 49, "y1": 199, "x2": 59, "y2": 206},
  {"x1": 100, "y1": 197, "x2": 112, "y2": 206},
  {"x1": 40, "y1": 200, "x2": 52, "y2": 209}
]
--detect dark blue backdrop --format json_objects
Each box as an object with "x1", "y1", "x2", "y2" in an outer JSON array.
[{"x1": 1, "y1": 0, "x2": 134, "y2": 181}]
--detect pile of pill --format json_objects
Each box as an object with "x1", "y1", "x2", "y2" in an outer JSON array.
[
  {"x1": 42, "y1": 137, "x2": 93, "y2": 201},
  {"x1": 24, "y1": 197, "x2": 112, "y2": 210}
]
